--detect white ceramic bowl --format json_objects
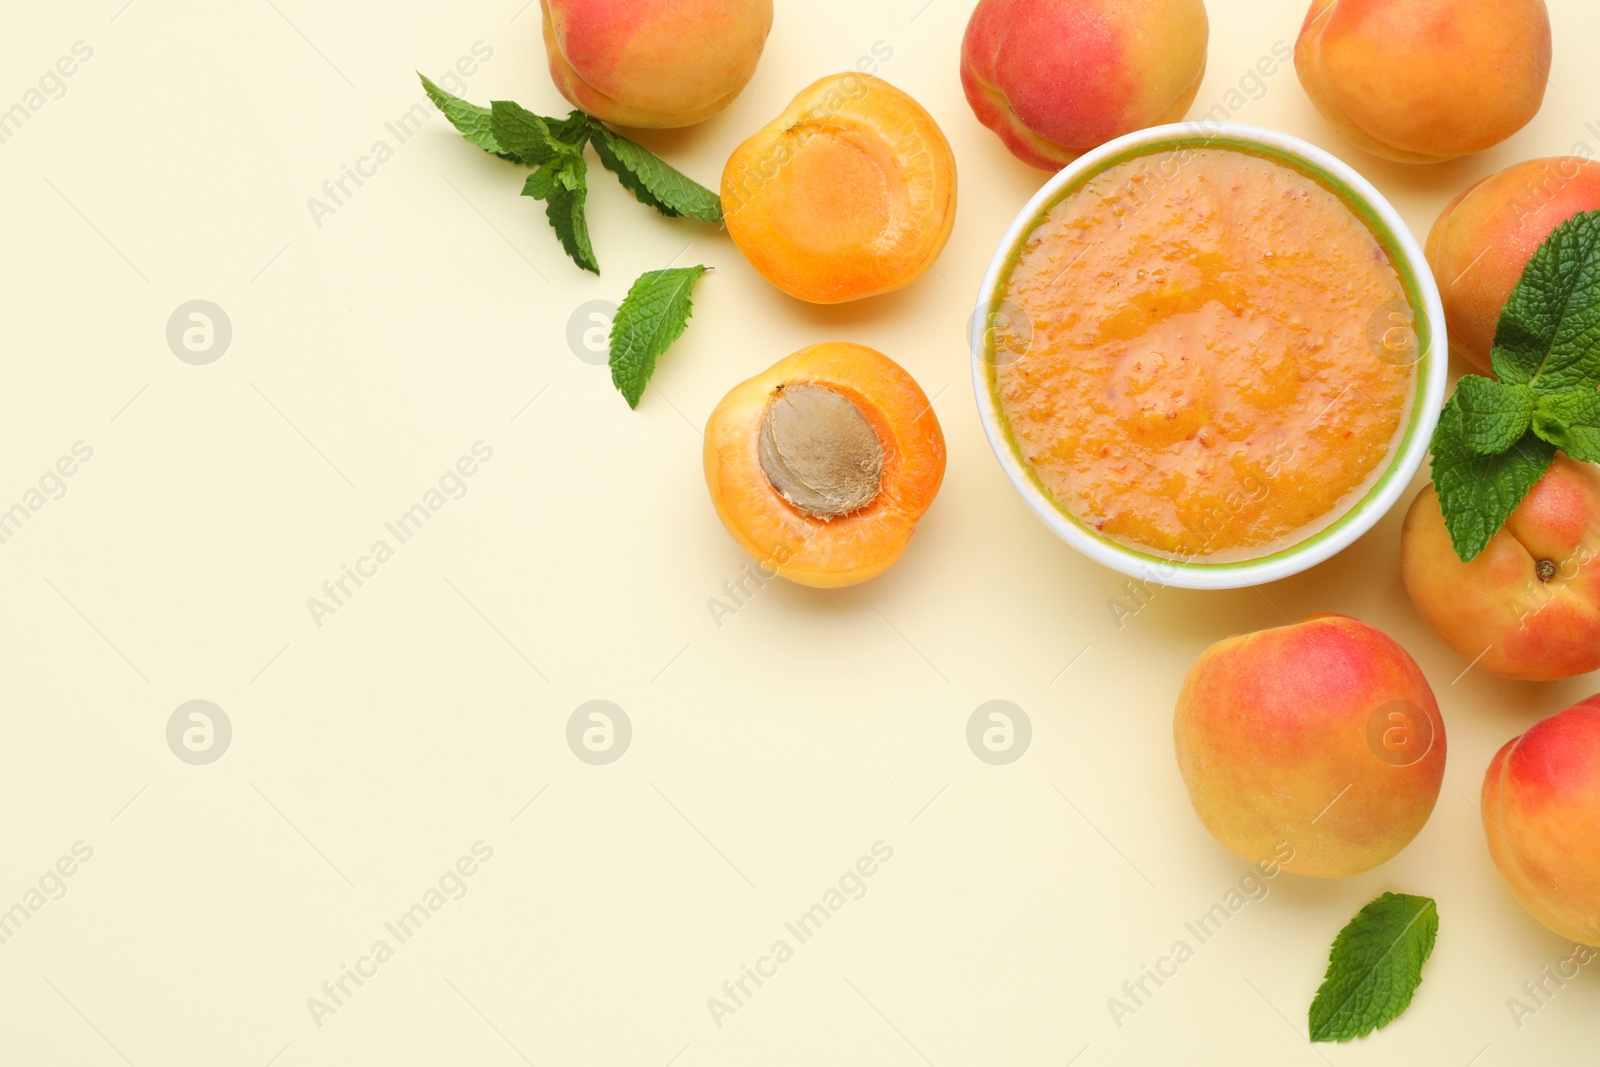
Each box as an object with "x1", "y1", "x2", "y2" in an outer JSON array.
[{"x1": 970, "y1": 122, "x2": 1448, "y2": 591}]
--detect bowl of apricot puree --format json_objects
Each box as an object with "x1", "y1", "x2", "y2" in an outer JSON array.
[{"x1": 972, "y1": 123, "x2": 1447, "y2": 590}]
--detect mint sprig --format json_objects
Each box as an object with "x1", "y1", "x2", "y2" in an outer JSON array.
[
  {"x1": 610, "y1": 266, "x2": 708, "y2": 409},
  {"x1": 1431, "y1": 211, "x2": 1600, "y2": 560},
  {"x1": 479, "y1": 101, "x2": 600, "y2": 274},
  {"x1": 419, "y1": 76, "x2": 723, "y2": 276},
  {"x1": 1308, "y1": 892, "x2": 1438, "y2": 1043}
]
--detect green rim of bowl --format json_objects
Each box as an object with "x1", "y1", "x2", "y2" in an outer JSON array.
[{"x1": 981, "y1": 134, "x2": 1435, "y2": 574}]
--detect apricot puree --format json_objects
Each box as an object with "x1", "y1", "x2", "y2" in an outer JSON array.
[{"x1": 990, "y1": 145, "x2": 1415, "y2": 561}]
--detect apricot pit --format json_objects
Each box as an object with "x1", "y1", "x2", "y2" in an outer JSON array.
[{"x1": 757, "y1": 385, "x2": 885, "y2": 521}]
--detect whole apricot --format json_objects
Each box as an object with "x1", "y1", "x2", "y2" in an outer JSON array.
[
  {"x1": 960, "y1": 0, "x2": 1210, "y2": 171},
  {"x1": 1427, "y1": 158, "x2": 1600, "y2": 372},
  {"x1": 722, "y1": 74, "x2": 957, "y2": 304},
  {"x1": 704, "y1": 343, "x2": 945, "y2": 587},
  {"x1": 1402, "y1": 457, "x2": 1600, "y2": 682},
  {"x1": 540, "y1": 0, "x2": 772, "y2": 128},
  {"x1": 1483, "y1": 698, "x2": 1600, "y2": 945},
  {"x1": 1174, "y1": 614, "x2": 1446, "y2": 877},
  {"x1": 1295, "y1": 0, "x2": 1551, "y2": 164}
]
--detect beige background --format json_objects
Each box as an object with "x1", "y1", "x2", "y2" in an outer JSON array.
[{"x1": 0, "y1": 0, "x2": 1596, "y2": 1063}]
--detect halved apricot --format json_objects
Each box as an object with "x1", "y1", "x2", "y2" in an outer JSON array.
[
  {"x1": 704, "y1": 342, "x2": 946, "y2": 587},
  {"x1": 721, "y1": 73, "x2": 958, "y2": 304}
]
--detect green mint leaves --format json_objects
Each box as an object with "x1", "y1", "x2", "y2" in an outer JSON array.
[
  {"x1": 1308, "y1": 893, "x2": 1438, "y2": 1043},
  {"x1": 610, "y1": 267, "x2": 708, "y2": 409},
  {"x1": 419, "y1": 75, "x2": 723, "y2": 274},
  {"x1": 476, "y1": 100, "x2": 601, "y2": 273},
  {"x1": 1433, "y1": 401, "x2": 1556, "y2": 563},
  {"x1": 418, "y1": 75, "x2": 722, "y2": 407},
  {"x1": 489, "y1": 100, "x2": 600, "y2": 275},
  {"x1": 1431, "y1": 211, "x2": 1600, "y2": 560}
]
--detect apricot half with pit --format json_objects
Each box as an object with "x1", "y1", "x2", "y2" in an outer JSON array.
[
  {"x1": 721, "y1": 74, "x2": 958, "y2": 304},
  {"x1": 704, "y1": 343, "x2": 946, "y2": 587}
]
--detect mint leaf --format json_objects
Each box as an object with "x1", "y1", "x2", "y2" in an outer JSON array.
[
  {"x1": 1431, "y1": 398, "x2": 1555, "y2": 561},
  {"x1": 419, "y1": 75, "x2": 520, "y2": 161},
  {"x1": 1533, "y1": 390, "x2": 1600, "y2": 462},
  {"x1": 546, "y1": 182, "x2": 598, "y2": 275},
  {"x1": 1537, "y1": 388, "x2": 1600, "y2": 427},
  {"x1": 1535, "y1": 419, "x2": 1600, "y2": 463},
  {"x1": 1491, "y1": 210, "x2": 1600, "y2": 392},
  {"x1": 590, "y1": 126, "x2": 724, "y2": 224},
  {"x1": 521, "y1": 154, "x2": 597, "y2": 274},
  {"x1": 490, "y1": 100, "x2": 573, "y2": 167},
  {"x1": 610, "y1": 266, "x2": 708, "y2": 408},
  {"x1": 521, "y1": 165, "x2": 561, "y2": 201},
  {"x1": 1455, "y1": 376, "x2": 1534, "y2": 454},
  {"x1": 1308, "y1": 893, "x2": 1438, "y2": 1043}
]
